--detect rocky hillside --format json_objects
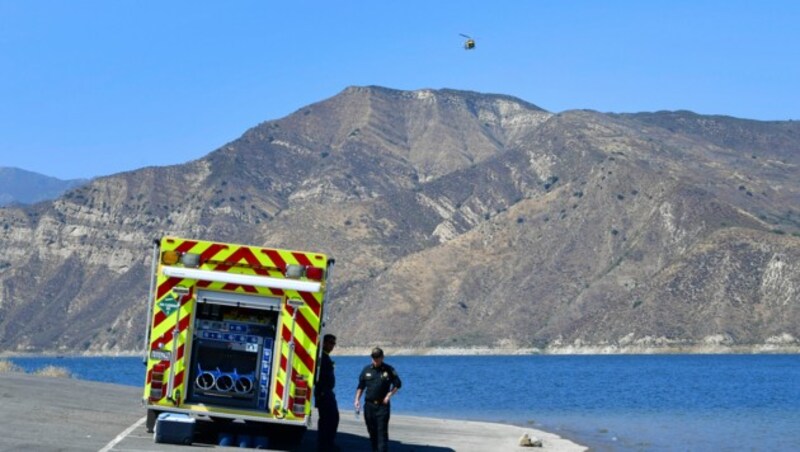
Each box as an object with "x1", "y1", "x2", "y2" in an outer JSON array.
[
  {"x1": 0, "y1": 167, "x2": 87, "y2": 206},
  {"x1": 0, "y1": 86, "x2": 798, "y2": 354}
]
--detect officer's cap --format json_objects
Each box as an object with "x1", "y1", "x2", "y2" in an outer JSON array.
[{"x1": 370, "y1": 347, "x2": 384, "y2": 358}]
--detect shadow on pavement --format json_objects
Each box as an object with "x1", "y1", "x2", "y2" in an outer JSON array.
[
  {"x1": 318, "y1": 431, "x2": 456, "y2": 452},
  {"x1": 190, "y1": 422, "x2": 454, "y2": 452}
]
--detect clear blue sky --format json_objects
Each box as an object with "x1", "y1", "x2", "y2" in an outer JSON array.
[{"x1": 1, "y1": 1, "x2": 798, "y2": 180}]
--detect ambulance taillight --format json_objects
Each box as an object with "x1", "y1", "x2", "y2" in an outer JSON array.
[
  {"x1": 149, "y1": 363, "x2": 166, "y2": 401},
  {"x1": 292, "y1": 375, "x2": 308, "y2": 417}
]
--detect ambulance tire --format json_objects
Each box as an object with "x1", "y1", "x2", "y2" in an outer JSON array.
[{"x1": 145, "y1": 409, "x2": 161, "y2": 433}]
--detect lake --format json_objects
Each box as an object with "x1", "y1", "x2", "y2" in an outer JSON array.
[{"x1": 7, "y1": 354, "x2": 799, "y2": 451}]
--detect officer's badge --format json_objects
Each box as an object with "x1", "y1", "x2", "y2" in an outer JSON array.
[{"x1": 382, "y1": 371, "x2": 389, "y2": 378}]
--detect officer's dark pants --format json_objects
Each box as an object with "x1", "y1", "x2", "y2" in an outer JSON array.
[
  {"x1": 317, "y1": 393, "x2": 340, "y2": 451},
  {"x1": 364, "y1": 401, "x2": 390, "y2": 452}
]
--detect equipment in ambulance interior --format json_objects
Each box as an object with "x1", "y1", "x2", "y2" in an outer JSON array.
[{"x1": 186, "y1": 293, "x2": 279, "y2": 410}]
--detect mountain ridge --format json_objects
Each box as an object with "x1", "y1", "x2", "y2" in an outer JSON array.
[
  {"x1": 0, "y1": 86, "x2": 798, "y2": 354},
  {"x1": 0, "y1": 167, "x2": 88, "y2": 207}
]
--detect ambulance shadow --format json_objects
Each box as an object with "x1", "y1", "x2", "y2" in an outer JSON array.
[
  {"x1": 191, "y1": 421, "x2": 453, "y2": 451},
  {"x1": 299, "y1": 430, "x2": 454, "y2": 452}
]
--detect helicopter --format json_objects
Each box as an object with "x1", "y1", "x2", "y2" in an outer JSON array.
[{"x1": 460, "y1": 33, "x2": 475, "y2": 50}]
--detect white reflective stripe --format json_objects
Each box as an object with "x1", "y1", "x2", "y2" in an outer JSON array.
[{"x1": 162, "y1": 266, "x2": 321, "y2": 293}]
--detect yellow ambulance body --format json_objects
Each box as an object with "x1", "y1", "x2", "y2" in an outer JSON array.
[{"x1": 142, "y1": 236, "x2": 333, "y2": 443}]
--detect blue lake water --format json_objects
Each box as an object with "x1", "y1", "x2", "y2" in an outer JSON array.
[{"x1": 7, "y1": 354, "x2": 799, "y2": 451}]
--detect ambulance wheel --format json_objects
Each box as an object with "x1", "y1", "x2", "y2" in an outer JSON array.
[{"x1": 146, "y1": 409, "x2": 161, "y2": 433}]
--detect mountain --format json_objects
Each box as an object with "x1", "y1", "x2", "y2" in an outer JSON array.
[
  {"x1": 0, "y1": 86, "x2": 798, "y2": 354},
  {"x1": 0, "y1": 167, "x2": 88, "y2": 206}
]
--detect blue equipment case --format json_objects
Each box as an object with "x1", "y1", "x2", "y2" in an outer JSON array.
[{"x1": 154, "y1": 412, "x2": 195, "y2": 445}]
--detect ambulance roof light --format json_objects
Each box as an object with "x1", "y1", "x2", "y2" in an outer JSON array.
[
  {"x1": 285, "y1": 264, "x2": 305, "y2": 278},
  {"x1": 305, "y1": 267, "x2": 323, "y2": 281},
  {"x1": 180, "y1": 253, "x2": 201, "y2": 268},
  {"x1": 161, "y1": 250, "x2": 179, "y2": 266}
]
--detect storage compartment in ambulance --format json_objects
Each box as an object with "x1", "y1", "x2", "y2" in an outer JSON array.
[{"x1": 186, "y1": 290, "x2": 280, "y2": 411}]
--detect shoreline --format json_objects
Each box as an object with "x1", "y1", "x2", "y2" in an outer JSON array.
[
  {"x1": 336, "y1": 343, "x2": 800, "y2": 356},
  {"x1": 3, "y1": 344, "x2": 799, "y2": 358},
  {"x1": 5, "y1": 354, "x2": 798, "y2": 450}
]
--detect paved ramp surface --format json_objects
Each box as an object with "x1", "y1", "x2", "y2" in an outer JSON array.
[{"x1": 0, "y1": 373, "x2": 585, "y2": 451}]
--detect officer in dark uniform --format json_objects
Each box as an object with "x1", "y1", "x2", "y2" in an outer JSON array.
[
  {"x1": 315, "y1": 334, "x2": 339, "y2": 451},
  {"x1": 354, "y1": 347, "x2": 402, "y2": 452}
]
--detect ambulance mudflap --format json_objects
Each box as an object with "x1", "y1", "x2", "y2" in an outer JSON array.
[{"x1": 142, "y1": 236, "x2": 333, "y2": 447}]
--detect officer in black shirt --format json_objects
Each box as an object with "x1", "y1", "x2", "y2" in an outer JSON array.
[
  {"x1": 354, "y1": 347, "x2": 401, "y2": 452},
  {"x1": 315, "y1": 334, "x2": 339, "y2": 451}
]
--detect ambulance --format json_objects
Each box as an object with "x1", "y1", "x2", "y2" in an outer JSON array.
[{"x1": 142, "y1": 236, "x2": 334, "y2": 445}]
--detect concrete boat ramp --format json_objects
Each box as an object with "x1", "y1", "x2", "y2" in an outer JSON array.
[{"x1": 0, "y1": 373, "x2": 586, "y2": 452}]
